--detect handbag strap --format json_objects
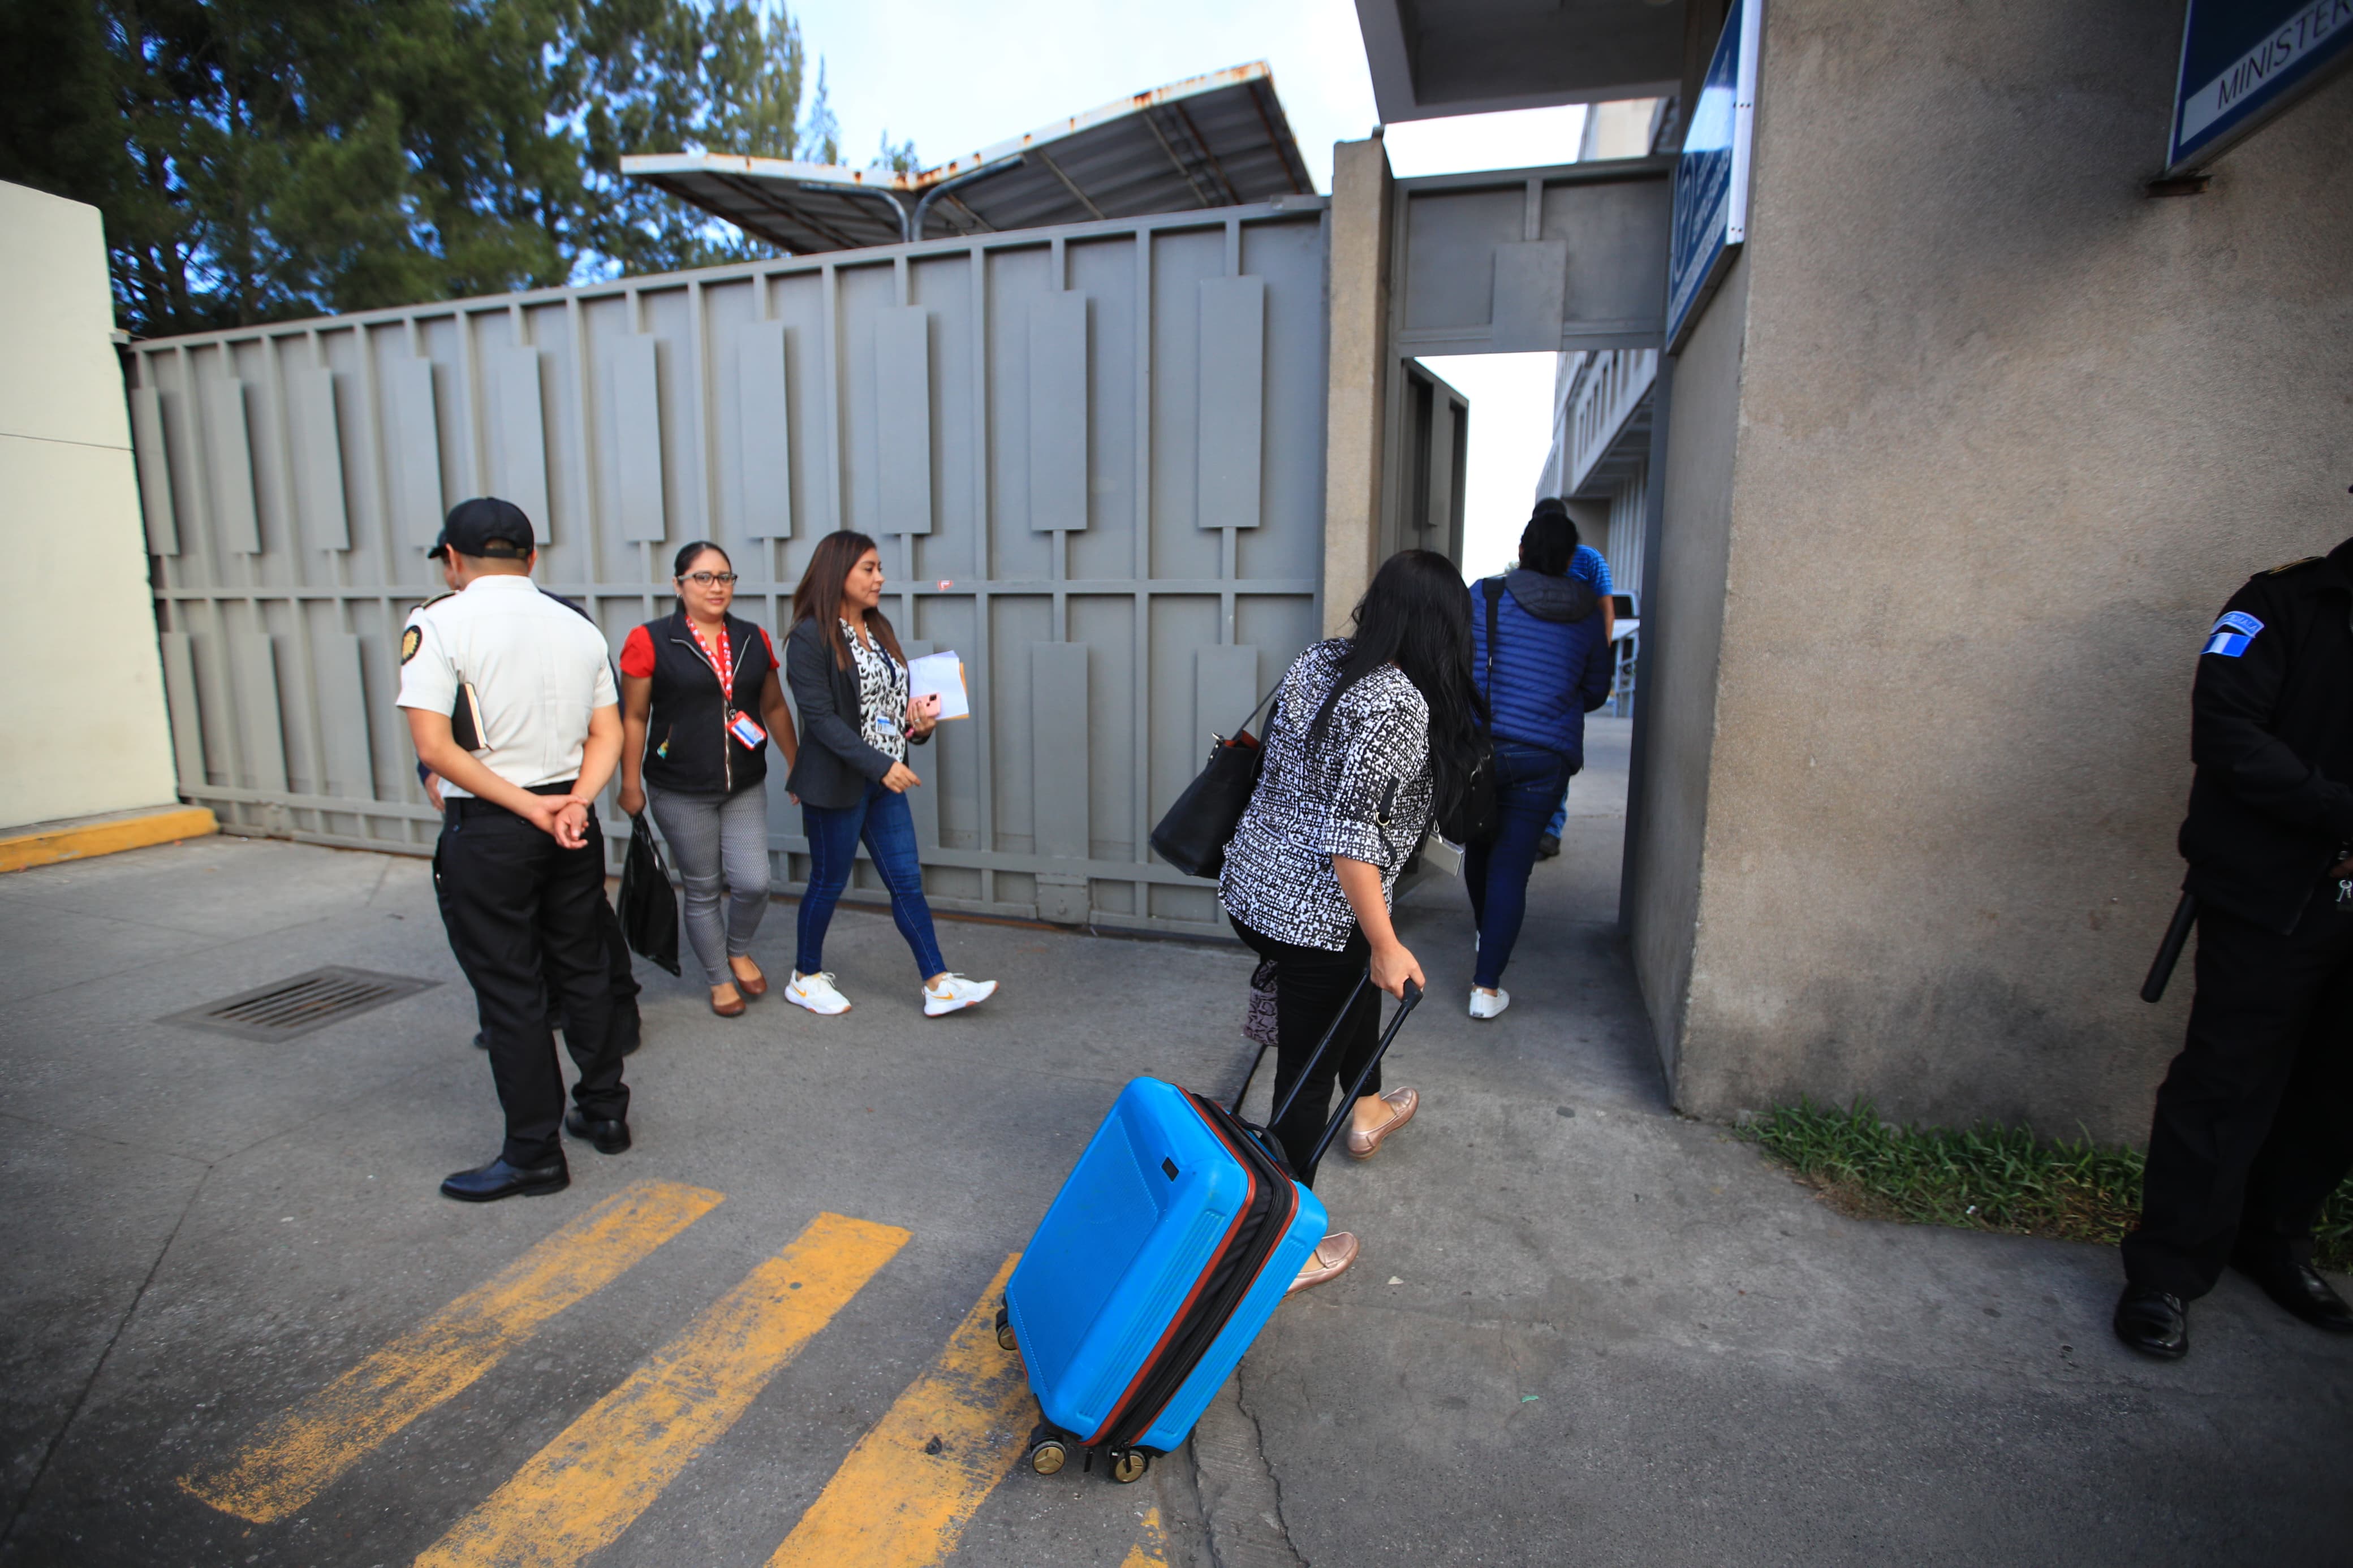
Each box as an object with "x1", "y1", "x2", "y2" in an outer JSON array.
[
  {"x1": 1482, "y1": 577, "x2": 1502, "y2": 702},
  {"x1": 1220, "y1": 680, "x2": 1283, "y2": 744}
]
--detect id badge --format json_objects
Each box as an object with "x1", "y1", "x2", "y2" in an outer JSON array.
[{"x1": 727, "y1": 710, "x2": 767, "y2": 748}]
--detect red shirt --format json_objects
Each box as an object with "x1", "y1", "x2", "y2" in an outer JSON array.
[{"x1": 620, "y1": 621, "x2": 777, "y2": 685}]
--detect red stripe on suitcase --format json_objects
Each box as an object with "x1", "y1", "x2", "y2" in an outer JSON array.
[{"x1": 1082, "y1": 1093, "x2": 1299, "y2": 1449}]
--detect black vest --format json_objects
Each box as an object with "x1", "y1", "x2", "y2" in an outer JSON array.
[{"x1": 639, "y1": 609, "x2": 775, "y2": 796}]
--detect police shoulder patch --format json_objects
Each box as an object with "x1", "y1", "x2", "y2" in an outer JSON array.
[
  {"x1": 2203, "y1": 611, "x2": 2262, "y2": 658},
  {"x1": 400, "y1": 625, "x2": 423, "y2": 664}
]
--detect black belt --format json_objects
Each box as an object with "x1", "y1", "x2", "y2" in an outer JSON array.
[{"x1": 445, "y1": 780, "x2": 580, "y2": 822}]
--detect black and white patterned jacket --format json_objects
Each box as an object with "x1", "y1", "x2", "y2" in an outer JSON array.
[{"x1": 1219, "y1": 639, "x2": 1433, "y2": 951}]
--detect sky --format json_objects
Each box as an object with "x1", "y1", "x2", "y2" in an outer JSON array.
[{"x1": 791, "y1": 0, "x2": 1592, "y2": 578}]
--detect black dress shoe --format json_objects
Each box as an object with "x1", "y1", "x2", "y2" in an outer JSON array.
[
  {"x1": 2233, "y1": 1251, "x2": 2353, "y2": 1333},
  {"x1": 472, "y1": 1031, "x2": 489, "y2": 1051},
  {"x1": 441, "y1": 1155, "x2": 569, "y2": 1202},
  {"x1": 564, "y1": 1109, "x2": 632, "y2": 1155},
  {"x1": 2113, "y1": 1284, "x2": 2189, "y2": 1359}
]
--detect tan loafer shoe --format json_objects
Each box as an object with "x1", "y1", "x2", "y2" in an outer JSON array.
[
  {"x1": 1287, "y1": 1232, "x2": 1359, "y2": 1295},
  {"x1": 1344, "y1": 1087, "x2": 1419, "y2": 1159}
]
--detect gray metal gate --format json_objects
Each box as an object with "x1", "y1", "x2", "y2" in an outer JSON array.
[{"x1": 125, "y1": 197, "x2": 1331, "y2": 935}]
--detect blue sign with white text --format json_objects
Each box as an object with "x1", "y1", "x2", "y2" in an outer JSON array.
[
  {"x1": 1666, "y1": 0, "x2": 1756, "y2": 353},
  {"x1": 2170, "y1": 0, "x2": 2353, "y2": 171}
]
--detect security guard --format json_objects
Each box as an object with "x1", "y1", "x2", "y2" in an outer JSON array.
[
  {"x1": 399, "y1": 498, "x2": 632, "y2": 1201},
  {"x1": 410, "y1": 534, "x2": 643, "y2": 1057},
  {"x1": 2115, "y1": 526, "x2": 2353, "y2": 1358}
]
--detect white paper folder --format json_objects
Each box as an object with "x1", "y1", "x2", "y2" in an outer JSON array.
[{"x1": 908, "y1": 651, "x2": 971, "y2": 719}]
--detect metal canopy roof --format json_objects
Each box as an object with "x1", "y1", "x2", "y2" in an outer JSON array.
[
  {"x1": 1354, "y1": 0, "x2": 1686, "y2": 123},
  {"x1": 621, "y1": 62, "x2": 1313, "y2": 255}
]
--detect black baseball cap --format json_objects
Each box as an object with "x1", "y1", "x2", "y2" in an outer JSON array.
[{"x1": 428, "y1": 497, "x2": 536, "y2": 560}]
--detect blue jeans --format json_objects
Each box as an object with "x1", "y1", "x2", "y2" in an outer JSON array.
[
  {"x1": 1464, "y1": 741, "x2": 1572, "y2": 990},
  {"x1": 796, "y1": 780, "x2": 948, "y2": 981},
  {"x1": 1545, "y1": 783, "x2": 1570, "y2": 840}
]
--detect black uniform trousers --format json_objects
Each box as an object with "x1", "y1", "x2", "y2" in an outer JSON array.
[
  {"x1": 1233, "y1": 917, "x2": 1380, "y2": 1190},
  {"x1": 2122, "y1": 889, "x2": 2353, "y2": 1298},
  {"x1": 434, "y1": 793, "x2": 630, "y2": 1167},
  {"x1": 532, "y1": 896, "x2": 641, "y2": 1050}
]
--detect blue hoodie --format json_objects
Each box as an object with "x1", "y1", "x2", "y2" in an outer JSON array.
[{"x1": 1469, "y1": 569, "x2": 1613, "y2": 768}]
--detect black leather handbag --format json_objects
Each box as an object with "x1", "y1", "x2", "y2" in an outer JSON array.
[
  {"x1": 618, "y1": 813, "x2": 683, "y2": 975},
  {"x1": 1437, "y1": 579, "x2": 1503, "y2": 846},
  {"x1": 1149, "y1": 686, "x2": 1281, "y2": 879}
]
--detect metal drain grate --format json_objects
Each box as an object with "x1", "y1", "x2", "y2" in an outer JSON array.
[{"x1": 163, "y1": 966, "x2": 438, "y2": 1042}]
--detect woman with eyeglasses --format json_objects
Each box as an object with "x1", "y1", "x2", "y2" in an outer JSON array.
[{"x1": 618, "y1": 542, "x2": 799, "y2": 1017}]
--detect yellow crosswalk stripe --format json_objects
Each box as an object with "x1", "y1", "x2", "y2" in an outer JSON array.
[
  {"x1": 1119, "y1": 1505, "x2": 1169, "y2": 1568},
  {"x1": 416, "y1": 1211, "x2": 909, "y2": 1568},
  {"x1": 766, "y1": 1254, "x2": 1029, "y2": 1568},
  {"x1": 181, "y1": 1180, "x2": 723, "y2": 1525}
]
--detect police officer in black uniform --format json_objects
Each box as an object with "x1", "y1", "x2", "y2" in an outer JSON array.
[
  {"x1": 399, "y1": 498, "x2": 632, "y2": 1202},
  {"x1": 410, "y1": 533, "x2": 643, "y2": 1057},
  {"x1": 2115, "y1": 525, "x2": 2353, "y2": 1358}
]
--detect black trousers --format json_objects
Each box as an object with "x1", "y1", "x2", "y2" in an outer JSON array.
[
  {"x1": 539, "y1": 896, "x2": 640, "y2": 1051},
  {"x1": 1234, "y1": 918, "x2": 1378, "y2": 1190},
  {"x1": 2122, "y1": 889, "x2": 2353, "y2": 1298},
  {"x1": 433, "y1": 798, "x2": 630, "y2": 1166}
]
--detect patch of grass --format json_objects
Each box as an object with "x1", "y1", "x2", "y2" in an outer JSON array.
[{"x1": 1742, "y1": 1099, "x2": 2353, "y2": 1274}]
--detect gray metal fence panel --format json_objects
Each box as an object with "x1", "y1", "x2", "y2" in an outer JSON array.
[{"x1": 128, "y1": 200, "x2": 1330, "y2": 935}]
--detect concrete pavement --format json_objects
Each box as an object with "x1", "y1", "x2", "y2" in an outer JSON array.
[{"x1": 2, "y1": 716, "x2": 2347, "y2": 1566}]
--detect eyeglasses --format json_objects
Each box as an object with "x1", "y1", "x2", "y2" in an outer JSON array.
[{"x1": 681, "y1": 572, "x2": 739, "y2": 586}]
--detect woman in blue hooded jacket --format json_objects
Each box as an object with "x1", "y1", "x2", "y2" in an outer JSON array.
[{"x1": 1462, "y1": 504, "x2": 1614, "y2": 1018}]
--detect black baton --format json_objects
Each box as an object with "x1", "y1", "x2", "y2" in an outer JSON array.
[{"x1": 2139, "y1": 892, "x2": 2198, "y2": 1004}]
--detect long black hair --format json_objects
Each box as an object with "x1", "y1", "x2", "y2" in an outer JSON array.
[
  {"x1": 1520, "y1": 500, "x2": 1579, "y2": 576},
  {"x1": 1307, "y1": 548, "x2": 1489, "y2": 815}
]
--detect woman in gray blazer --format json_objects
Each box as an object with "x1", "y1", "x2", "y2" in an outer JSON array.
[{"x1": 782, "y1": 530, "x2": 997, "y2": 1018}]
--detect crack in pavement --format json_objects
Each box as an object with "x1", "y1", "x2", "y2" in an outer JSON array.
[{"x1": 1189, "y1": 1374, "x2": 1306, "y2": 1568}]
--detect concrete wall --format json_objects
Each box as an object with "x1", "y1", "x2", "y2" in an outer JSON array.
[
  {"x1": 1322, "y1": 137, "x2": 1397, "y2": 636},
  {"x1": 1637, "y1": 3, "x2": 2353, "y2": 1141},
  {"x1": 1628, "y1": 254, "x2": 1748, "y2": 1087},
  {"x1": 0, "y1": 183, "x2": 180, "y2": 831}
]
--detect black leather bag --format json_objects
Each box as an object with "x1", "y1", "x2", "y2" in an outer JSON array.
[
  {"x1": 1150, "y1": 686, "x2": 1281, "y2": 879},
  {"x1": 618, "y1": 813, "x2": 682, "y2": 976},
  {"x1": 1437, "y1": 581, "x2": 1503, "y2": 846}
]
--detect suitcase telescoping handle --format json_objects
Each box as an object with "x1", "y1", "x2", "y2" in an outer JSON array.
[
  {"x1": 1300, "y1": 979, "x2": 1422, "y2": 1172},
  {"x1": 1246, "y1": 973, "x2": 1423, "y2": 1169}
]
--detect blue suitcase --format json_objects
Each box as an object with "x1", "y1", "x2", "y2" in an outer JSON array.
[{"x1": 1000, "y1": 977, "x2": 1421, "y2": 1482}]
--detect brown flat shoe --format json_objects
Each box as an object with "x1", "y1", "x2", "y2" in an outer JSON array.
[
  {"x1": 731, "y1": 962, "x2": 768, "y2": 999},
  {"x1": 1344, "y1": 1087, "x2": 1418, "y2": 1159},
  {"x1": 710, "y1": 987, "x2": 747, "y2": 1017},
  {"x1": 1287, "y1": 1232, "x2": 1359, "y2": 1295}
]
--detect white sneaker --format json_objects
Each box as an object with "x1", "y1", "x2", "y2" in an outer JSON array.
[
  {"x1": 1468, "y1": 987, "x2": 1510, "y2": 1021},
  {"x1": 786, "y1": 970, "x2": 852, "y2": 1015},
  {"x1": 923, "y1": 973, "x2": 998, "y2": 1017}
]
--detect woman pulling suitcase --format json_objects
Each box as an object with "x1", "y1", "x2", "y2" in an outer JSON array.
[{"x1": 1218, "y1": 548, "x2": 1488, "y2": 1292}]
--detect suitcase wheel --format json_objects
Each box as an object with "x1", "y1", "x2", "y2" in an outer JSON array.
[
  {"x1": 1028, "y1": 1437, "x2": 1068, "y2": 1476},
  {"x1": 1106, "y1": 1448, "x2": 1150, "y2": 1484},
  {"x1": 994, "y1": 1304, "x2": 1016, "y2": 1352}
]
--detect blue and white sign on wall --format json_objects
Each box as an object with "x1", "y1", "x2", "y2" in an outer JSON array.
[
  {"x1": 2169, "y1": 0, "x2": 2353, "y2": 173},
  {"x1": 1666, "y1": 0, "x2": 1761, "y2": 355}
]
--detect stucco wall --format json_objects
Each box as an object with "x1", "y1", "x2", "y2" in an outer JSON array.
[
  {"x1": 1628, "y1": 254, "x2": 1749, "y2": 1086},
  {"x1": 1657, "y1": 4, "x2": 2353, "y2": 1141},
  {"x1": 0, "y1": 182, "x2": 180, "y2": 830}
]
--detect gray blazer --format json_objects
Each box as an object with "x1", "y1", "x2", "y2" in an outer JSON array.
[{"x1": 783, "y1": 616, "x2": 928, "y2": 810}]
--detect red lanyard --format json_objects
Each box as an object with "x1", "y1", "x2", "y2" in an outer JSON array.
[{"x1": 687, "y1": 620, "x2": 734, "y2": 696}]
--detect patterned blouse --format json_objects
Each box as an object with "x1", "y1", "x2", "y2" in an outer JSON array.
[
  {"x1": 1219, "y1": 639, "x2": 1434, "y2": 951},
  {"x1": 841, "y1": 617, "x2": 909, "y2": 763}
]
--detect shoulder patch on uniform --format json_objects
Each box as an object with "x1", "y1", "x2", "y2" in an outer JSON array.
[
  {"x1": 400, "y1": 625, "x2": 423, "y2": 664},
  {"x1": 2265, "y1": 555, "x2": 2325, "y2": 575},
  {"x1": 2203, "y1": 611, "x2": 2262, "y2": 658}
]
